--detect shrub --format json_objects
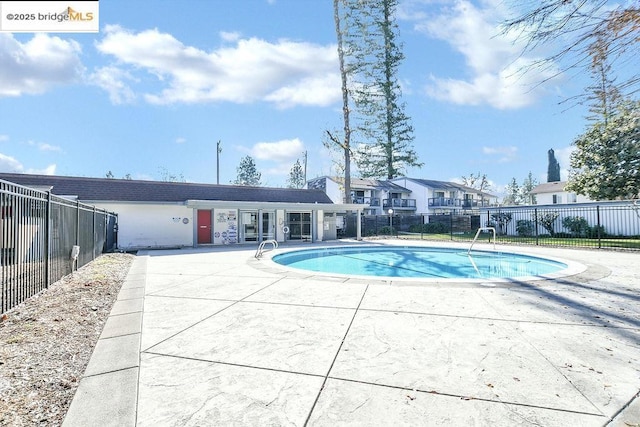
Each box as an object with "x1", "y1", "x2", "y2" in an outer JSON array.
[
  {"x1": 562, "y1": 216, "x2": 590, "y2": 237},
  {"x1": 490, "y1": 213, "x2": 512, "y2": 235},
  {"x1": 515, "y1": 219, "x2": 534, "y2": 237},
  {"x1": 379, "y1": 226, "x2": 395, "y2": 235},
  {"x1": 408, "y1": 222, "x2": 450, "y2": 234},
  {"x1": 538, "y1": 212, "x2": 559, "y2": 237},
  {"x1": 554, "y1": 232, "x2": 573, "y2": 238},
  {"x1": 586, "y1": 225, "x2": 606, "y2": 238}
]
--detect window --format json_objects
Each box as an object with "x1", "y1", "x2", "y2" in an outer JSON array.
[
  {"x1": 287, "y1": 212, "x2": 312, "y2": 241},
  {"x1": 568, "y1": 193, "x2": 577, "y2": 203},
  {"x1": 552, "y1": 194, "x2": 562, "y2": 204}
]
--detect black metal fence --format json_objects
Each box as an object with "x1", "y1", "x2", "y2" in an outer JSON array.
[
  {"x1": 478, "y1": 203, "x2": 640, "y2": 250},
  {"x1": 342, "y1": 202, "x2": 640, "y2": 251},
  {"x1": 1, "y1": 179, "x2": 118, "y2": 314}
]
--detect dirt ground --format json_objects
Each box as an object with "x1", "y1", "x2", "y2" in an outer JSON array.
[{"x1": 0, "y1": 253, "x2": 135, "y2": 427}]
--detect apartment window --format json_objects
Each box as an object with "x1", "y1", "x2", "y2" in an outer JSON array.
[{"x1": 351, "y1": 190, "x2": 365, "y2": 203}]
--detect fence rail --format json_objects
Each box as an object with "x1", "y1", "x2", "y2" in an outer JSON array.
[
  {"x1": 1, "y1": 179, "x2": 118, "y2": 314},
  {"x1": 342, "y1": 202, "x2": 640, "y2": 251}
]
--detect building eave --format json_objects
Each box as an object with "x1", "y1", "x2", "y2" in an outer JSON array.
[{"x1": 185, "y1": 200, "x2": 366, "y2": 211}]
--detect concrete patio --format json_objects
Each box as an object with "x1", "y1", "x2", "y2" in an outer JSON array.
[{"x1": 62, "y1": 240, "x2": 640, "y2": 426}]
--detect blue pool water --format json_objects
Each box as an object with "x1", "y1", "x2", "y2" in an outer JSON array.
[{"x1": 272, "y1": 246, "x2": 567, "y2": 279}]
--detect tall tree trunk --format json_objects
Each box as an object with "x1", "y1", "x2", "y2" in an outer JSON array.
[{"x1": 334, "y1": 0, "x2": 352, "y2": 203}]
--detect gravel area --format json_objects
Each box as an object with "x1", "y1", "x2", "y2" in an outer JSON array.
[{"x1": 0, "y1": 253, "x2": 135, "y2": 427}]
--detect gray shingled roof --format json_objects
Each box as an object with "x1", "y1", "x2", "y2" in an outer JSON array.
[
  {"x1": 0, "y1": 173, "x2": 334, "y2": 204},
  {"x1": 350, "y1": 178, "x2": 410, "y2": 192},
  {"x1": 308, "y1": 176, "x2": 410, "y2": 192},
  {"x1": 530, "y1": 181, "x2": 567, "y2": 194}
]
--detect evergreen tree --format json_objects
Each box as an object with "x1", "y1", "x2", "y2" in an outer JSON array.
[
  {"x1": 586, "y1": 43, "x2": 623, "y2": 125},
  {"x1": 502, "y1": 178, "x2": 521, "y2": 205},
  {"x1": 566, "y1": 38, "x2": 639, "y2": 201},
  {"x1": 566, "y1": 100, "x2": 640, "y2": 200},
  {"x1": 287, "y1": 159, "x2": 305, "y2": 189},
  {"x1": 232, "y1": 156, "x2": 262, "y2": 186},
  {"x1": 520, "y1": 171, "x2": 538, "y2": 205},
  {"x1": 340, "y1": 0, "x2": 422, "y2": 179},
  {"x1": 547, "y1": 149, "x2": 561, "y2": 182}
]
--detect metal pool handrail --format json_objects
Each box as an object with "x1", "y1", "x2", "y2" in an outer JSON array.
[
  {"x1": 468, "y1": 227, "x2": 496, "y2": 255},
  {"x1": 255, "y1": 240, "x2": 278, "y2": 258}
]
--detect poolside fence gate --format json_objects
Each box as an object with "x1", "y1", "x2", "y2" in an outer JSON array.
[{"x1": 1, "y1": 179, "x2": 118, "y2": 314}]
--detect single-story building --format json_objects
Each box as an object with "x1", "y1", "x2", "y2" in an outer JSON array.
[{"x1": 0, "y1": 173, "x2": 365, "y2": 250}]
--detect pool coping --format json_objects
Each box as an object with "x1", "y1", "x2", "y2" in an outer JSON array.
[{"x1": 258, "y1": 240, "x2": 591, "y2": 287}]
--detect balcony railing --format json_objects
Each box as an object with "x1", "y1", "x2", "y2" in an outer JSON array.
[
  {"x1": 383, "y1": 198, "x2": 416, "y2": 209},
  {"x1": 429, "y1": 198, "x2": 491, "y2": 208},
  {"x1": 352, "y1": 197, "x2": 380, "y2": 206}
]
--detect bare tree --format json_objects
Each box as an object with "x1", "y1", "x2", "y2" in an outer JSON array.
[
  {"x1": 502, "y1": 1, "x2": 639, "y2": 98},
  {"x1": 461, "y1": 172, "x2": 492, "y2": 192},
  {"x1": 324, "y1": 0, "x2": 353, "y2": 204}
]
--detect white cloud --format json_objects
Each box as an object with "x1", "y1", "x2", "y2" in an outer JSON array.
[
  {"x1": 89, "y1": 66, "x2": 137, "y2": 104},
  {"x1": 30, "y1": 164, "x2": 57, "y2": 175},
  {"x1": 264, "y1": 73, "x2": 341, "y2": 108},
  {"x1": 0, "y1": 153, "x2": 23, "y2": 172},
  {"x1": 175, "y1": 137, "x2": 186, "y2": 144},
  {"x1": 242, "y1": 138, "x2": 307, "y2": 181},
  {"x1": 416, "y1": 0, "x2": 560, "y2": 109},
  {"x1": 0, "y1": 135, "x2": 8, "y2": 142},
  {"x1": 38, "y1": 142, "x2": 61, "y2": 152},
  {"x1": 250, "y1": 138, "x2": 305, "y2": 163},
  {"x1": 219, "y1": 31, "x2": 241, "y2": 43},
  {"x1": 482, "y1": 145, "x2": 518, "y2": 163},
  {"x1": 94, "y1": 25, "x2": 340, "y2": 108},
  {"x1": 0, "y1": 152, "x2": 56, "y2": 174},
  {"x1": 27, "y1": 140, "x2": 62, "y2": 152},
  {"x1": 0, "y1": 33, "x2": 83, "y2": 97}
]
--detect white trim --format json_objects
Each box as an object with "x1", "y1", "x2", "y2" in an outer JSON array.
[{"x1": 185, "y1": 199, "x2": 365, "y2": 212}]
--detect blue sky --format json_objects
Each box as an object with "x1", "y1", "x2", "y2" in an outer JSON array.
[{"x1": 0, "y1": 0, "x2": 594, "y2": 197}]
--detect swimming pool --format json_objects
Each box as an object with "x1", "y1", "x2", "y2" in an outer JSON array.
[{"x1": 271, "y1": 246, "x2": 568, "y2": 280}]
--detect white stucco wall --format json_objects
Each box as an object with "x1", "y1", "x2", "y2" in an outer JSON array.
[
  {"x1": 325, "y1": 179, "x2": 343, "y2": 204},
  {"x1": 535, "y1": 192, "x2": 591, "y2": 205},
  {"x1": 391, "y1": 179, "x2": 429, "y2": 214},
  {"x1": 276, "y1": 209, "x2": 286, "y2": 242},
  {"x1": 316, "y1": 210, "x2": 324, "y2": 241},
  {"x1": 93, "y1": 202, "x2": 193, "y2": 250}
]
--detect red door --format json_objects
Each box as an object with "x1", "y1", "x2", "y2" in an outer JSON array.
[{"x1": 197, "y1": 210, "x2": 212, "y2": 244}]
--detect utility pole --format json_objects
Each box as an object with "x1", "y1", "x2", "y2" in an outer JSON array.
[
  {"x1": 216, "y1": 140, "x2": 222, "y2": 185},
  {"x1": 303, "y1": 150, "x2": 308, "y2": 186}
]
